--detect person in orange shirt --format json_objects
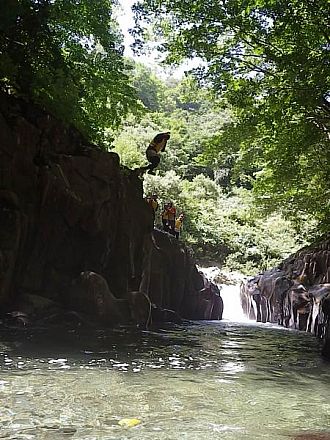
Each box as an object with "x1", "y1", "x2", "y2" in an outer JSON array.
[
  {"x1": 145, "y1": 194, "x2": 158, "y2": 224},
  {"x1": 174, "y1": 213, "x2": 184, "y2": 239},
  {"x1": 166, "y1": 202, "x2": 176, "y2": 235},
  {"x1": 161, "y1": 203, "x2": 169, "y2": 232}
]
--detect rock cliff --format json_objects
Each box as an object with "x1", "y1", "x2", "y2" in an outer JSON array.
[
  {"x1": 0, "y1": 92, "x2": 222, "y2": 327},
  {"x1": 241, "y1": 237, "x2": 330, "y2": 358}
]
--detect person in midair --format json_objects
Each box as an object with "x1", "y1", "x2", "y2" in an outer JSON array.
[{"x1": 145, "y1": 132, "x2": 170, "y2": 175}]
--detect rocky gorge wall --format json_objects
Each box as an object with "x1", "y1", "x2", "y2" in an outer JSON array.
[
  {"x1": 0, "y1": 92, "x2": 223, "y2": 328},
  {"x1": 241, "y1": 237, "x2": 330, "y2": 358}
]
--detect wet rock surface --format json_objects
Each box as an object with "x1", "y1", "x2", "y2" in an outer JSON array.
[{"x1": 241, "y1": 237, "x2": 330, "y2": 358}]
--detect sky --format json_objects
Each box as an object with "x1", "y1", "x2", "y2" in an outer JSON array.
[
  {"x1": 116, "y1": 0, "x2": 200, "y2": 79},
  {"x1": 116, "y1": 0, "x2": 138, "y2": 60}
]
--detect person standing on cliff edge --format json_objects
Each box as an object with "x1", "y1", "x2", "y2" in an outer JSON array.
[{"x1": 144, "y1": 132, "x2": 170, "y2": 175}]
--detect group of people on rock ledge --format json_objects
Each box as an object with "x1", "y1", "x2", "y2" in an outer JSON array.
[
  {"x1": 145, "y1": 195, "x2": 184, "y2": 239},
  {"x1": 143, "y1": 131, "x2": 184, "y2": 239}
]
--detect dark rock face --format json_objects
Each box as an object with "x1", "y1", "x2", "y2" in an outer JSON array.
[
  {"x1": 241, "y1": 237, "x2": 330, "y2": 358},
  {"x1": 293, "y1": 434, "x2": 330, "y2": 440},
  {"x1": 0, "y1": 92, "x2": 222, "y2": 327}
]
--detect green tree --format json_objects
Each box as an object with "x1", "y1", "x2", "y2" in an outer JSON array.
[
  {"x1": 0, "y1": 0, "x2": 138, "y2": 144},
  {"x1": 132, "y1": 62, "x2": 166, "y2": 111},
  {"x1": 143, "y1": 171, "x2": 302, "y2": 272},
  {"x1": 114, "y1": 70, "x2": 230, "y2": 180},
  {"x1": 113, "y1": 65, "x2": 304, "y2": 272},
  {"x1": 133, "y1": 0, "x2": 330, "y2": 234}
]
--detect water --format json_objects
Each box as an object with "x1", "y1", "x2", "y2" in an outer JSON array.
[
  {"x1": 0, "y1": 286, "x2": 330, "y2": 439},
  {"x1": 221, "y1": 284, "x2": 249, "y2": 322}
]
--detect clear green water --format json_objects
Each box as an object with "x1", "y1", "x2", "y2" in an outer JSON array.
[{"x1": 0, "y1": 320, "x2": 329, "y2": 439}]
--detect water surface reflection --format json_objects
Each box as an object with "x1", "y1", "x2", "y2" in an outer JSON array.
[{"x1": 0, "y1": 321, "x2": 329, "y2": 439}]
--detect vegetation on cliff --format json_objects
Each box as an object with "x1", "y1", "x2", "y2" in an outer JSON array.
[{"x1": 0, "y1": 0, "x2": 138, "y2": 143}]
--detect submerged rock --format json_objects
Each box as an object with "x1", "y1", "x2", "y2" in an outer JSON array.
[{"x1": 293, "y1": 434, "x2": 330, "y2": 440}]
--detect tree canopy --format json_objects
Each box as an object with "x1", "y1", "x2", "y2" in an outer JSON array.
[
  {"x1": 133, "y1": 0, "x2": 330, "y2": 233},
  {"x1": 0, "y1": 0, "x2": 138, "y2": 143},
  {"x1": 114, "y1": 67, "x2": 230, "y2": 179},
  {"x1": 113, "y1": 66, "x2": 305, "y2": 272}
]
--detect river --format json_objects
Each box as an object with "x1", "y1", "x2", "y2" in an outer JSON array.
[{"x1": 0, "y1": 284, "x2": 330, "y2": 440}]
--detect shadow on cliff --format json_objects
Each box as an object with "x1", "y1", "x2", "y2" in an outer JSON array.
[{"x1": 0, "y1": 91, "x2": 223, "y2": 329}]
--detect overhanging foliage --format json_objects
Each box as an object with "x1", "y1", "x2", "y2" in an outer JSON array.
[
  {"x1": 133, "y1": 0, "x2": 330, "y2": 233},
  {"x1": 0, "y1": 0, "x2": 139, "y2": 143}
]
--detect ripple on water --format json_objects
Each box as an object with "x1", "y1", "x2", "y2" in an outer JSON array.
[{"x1": 0, "y1": 322, "x2": 329, "y2": 439}]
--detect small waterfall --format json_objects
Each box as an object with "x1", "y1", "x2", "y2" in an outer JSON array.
[
  {"x1": 199, "y1": 266, "x2": 249, "y2": 323},
  {"x1": 220, "y1": 283, "x2": 249, "y2": 322}
]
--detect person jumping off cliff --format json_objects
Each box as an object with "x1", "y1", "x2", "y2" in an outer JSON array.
[{"x1": 144, "y1": 132, "x2": 170, "y2": 175}]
